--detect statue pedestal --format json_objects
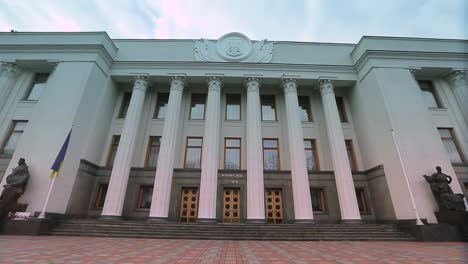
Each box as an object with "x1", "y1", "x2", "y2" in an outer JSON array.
[
  {"x1": 436, "y1": 211, "x2": 468, "y2": 241},
  {"x1": 1, "y1": 219, "x2": 56, "y2": 235}
]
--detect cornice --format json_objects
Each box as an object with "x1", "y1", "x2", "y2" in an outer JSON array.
[
  {"x1": 353, "y1": 50, "x2": 468, "y2": 72},
  {"x1": 0, "y1": 44, "x2": 116, "y2": 68}
]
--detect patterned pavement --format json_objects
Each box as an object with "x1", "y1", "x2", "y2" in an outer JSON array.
[{"x1": 0, "y1": 236, "x2": 467, "y2": 263}]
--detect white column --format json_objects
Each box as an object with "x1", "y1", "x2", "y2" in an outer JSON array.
[
  {"x1": 101, "y1": 76, "x2": 149, "y2": 218},
  {"x1": 0, "y1": 63, "x2": 23, "y2": 110},
  {"x1": 245, "y1": 77, "x2": 265, "y2": 222},
  {"x1": 319, "y1": 79, "x2": 361, "y2": 222},
  {"x1": 282, "y1": 78, "x2": 314, "y2": 223},
  {"x1": 447, "y1": 70, "x2": 468, "y2": 120},
  {"x1": 149, "y1": 76, "x2": 185, "y2": 219},
  {"x1": 198, "y1": 76, "x2": 223, "y2": 223}
]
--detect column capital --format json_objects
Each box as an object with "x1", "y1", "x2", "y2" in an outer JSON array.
[
  {"x1": 446, "y1": 70, "x2": 466, "y2": 87},
  {"x1": 282, "y1": 78, "x2": 297, "y2": 94},
  {"x1": 133, "y1": 76, "x2": 149, "y2": 93},
  {"x1": 170, "y1": 76, "x2": 186, "y2": 92},
  {"x1": 207, "y1": 76, "x2": 223, "y2": 92},
  {"x1": 245, "y1": 77, "x2": 261, "y2": 93},
  {"x1": 1, "y1": 62, "x2": 23, "y2": 77},
  {"x1": 318, "y1": 79, "x2": 335, "y2": 96}
]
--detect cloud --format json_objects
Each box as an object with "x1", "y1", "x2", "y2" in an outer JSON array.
[{"x1": 0, "y1": 0, "x2": 466, "y2": 43}]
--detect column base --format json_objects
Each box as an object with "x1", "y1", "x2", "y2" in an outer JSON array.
[
  {"x1": 294, "y1": 219, "x2": 315, "y2": 224},
  {"x1": 147, "y1": 217, "x2": 169, "y2": 222},
  {"x1": 99, "y1": 215, "x2": 123, "y2": 221},
  {"x1": 197, "y1": 218, "x2": 218, "y2": 224},
  {"x1": 246, "y1": 219, "x2": 265, "y2": 224},
  {"x1": 338, "y1": 219, "x2": 363, "y2": 224}
]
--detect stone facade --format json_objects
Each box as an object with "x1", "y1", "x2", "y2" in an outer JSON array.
[{"x1": 0, "y1": 32, "x2": 467, "y2": 224}]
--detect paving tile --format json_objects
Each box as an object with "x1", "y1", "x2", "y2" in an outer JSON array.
[{"x1": 0, "y1": 236, "x2": 467, "y2": 263}]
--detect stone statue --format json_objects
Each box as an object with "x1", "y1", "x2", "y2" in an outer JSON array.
[
  {"x1": 423, "y1": 166, "x2": 466, "y2": 211},
  {"x1": 0, "y1": 158, "x2": 30, "y2": 221}
]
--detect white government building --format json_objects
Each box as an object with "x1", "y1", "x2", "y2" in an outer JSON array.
[{"x1": 0, "y1": 32, "x2": 467, "y2": 225}]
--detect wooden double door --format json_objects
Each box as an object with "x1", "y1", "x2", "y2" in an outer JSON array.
[
  {"x1": 223, "y1": 188, "x2": 241, "y2": 223},
  {"x1": 265, "y1": 188, "x2": 283, "y2": 224},
  {"x1": 180, "y1": 187, "x2": 199, "y2": 223}
]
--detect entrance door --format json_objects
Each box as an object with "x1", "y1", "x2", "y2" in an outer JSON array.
[
  {"x1": 223, "y1": 188, "x2": 241, "y2": 223},
  {"x1": 265, "y1": 188, "x2": 283, "y2": 224},
  {"x1": 180, "y1": 187, "x2": 199, "y2": 223}
]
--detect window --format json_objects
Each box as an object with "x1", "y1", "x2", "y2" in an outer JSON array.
[
  {"x1": 118, "y1": 92, "x2": 132, "y2": 118},
  {"x1": 145, "y1": 136, "x2": 161, "y2": 168},
  {"x1": 107, "y1": 135, "x2": 120, "y2": 167},
  {"x1": 336, "y1": 97, "x2": 348, "y2": 123},
  {"x1": 26, "y1": 73, "x2": 49, "y2": 101},
  {"x1": 355, "y1": 188, "x2": 369, "y2": 213},
  {"x1": 304, "y1": 139, "x2": 319, "y2": 171},
  {"x1": 190, "y1": 93, "x2": 206, "y2": 120},
  {"x1": 438, "y1": 128, "x2": 464, "y2": 163},
  {"x1": 225, "y1": 138, "x2": 241, "y2": 169},
  {"x1": 95, "y1": 184, "x2": 108, "y2": 208},
  {"x1": 226, "y1": 94, "x2": 241, "y2": 120},
  {"x1": 310, "y1": 188, "x2": 326, "y2": 212},
  {"x1": 418, "y1": 80, "x2": 442, "y2": 109},
  {"x1": 261, "y1": 95, "x2": 277, "y2": 121},
  {"x1": 298, "y1": 96, "x2": 312, "y2": 122},
  {"x1": 137, "y1": 186, "x2": 153, "y2": 209},
  {"x1": 263, "y1": 139, "x2": 280, "y2": 170},
  {"x1": 184, "y1": 137, "x2": 203, "y2": 168},
  {"x1": 345, "y1": 140, "x2": 357, "y2": 171},
  {"x1": 154, "y1": 93, "x2": 169, "y2": 119},
  {"x1": 1, "y1": 121, "x2": 27, "y2": 155}
]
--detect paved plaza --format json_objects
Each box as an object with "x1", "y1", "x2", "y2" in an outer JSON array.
[{"x1": 0, "y1": 236, "x2": 467, "y2": 263}]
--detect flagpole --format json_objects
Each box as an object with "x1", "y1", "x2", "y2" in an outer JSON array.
[{"x1": 37, "y1": 175, "x2": 56, "y2": 219}]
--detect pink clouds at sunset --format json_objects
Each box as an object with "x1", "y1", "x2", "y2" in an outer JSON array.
[{"x1": 0, "y1": 0, "x2": 466, "y2": 42}]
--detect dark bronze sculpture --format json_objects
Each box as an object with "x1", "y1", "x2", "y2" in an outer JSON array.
[
  {"x1": 0, "y1": 158, "x2": 30, "y2": 221},
  {"x1": 423, "y1": 166, "x2": 466, "y2": 211}
]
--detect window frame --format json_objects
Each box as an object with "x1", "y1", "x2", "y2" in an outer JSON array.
[
  {"x1": 438, "y1": 127, "x2": 465, "y2": 163},
  {"x1": 298, "y1": 95, "x2": 313, "y2": 122},
  {"x1": 184, "y1": 137, "x2": 203, "y2": 169},
  {"x1": 225, "y1": 94, "x2": 241, "y2": 121},
  {"x1": 304, "y1": 139, "x2": 320, "y2": 171},
  {"x1": 345, "y1": 139, "x2": 358, "y2": 171},
  {"x1": 136, "y1": 185, "x2": 153, "y2": 209},
  {"x1": 260, "y1": 94, "x2": 277, "y2": 121},
  {"x1": 335, "y1": 96, "x2": 348, "y2": 123},
  {"x1": 355, "y1": 188, "x2": 369, "y2": 214},
  {"x1": 24, "y1": 73, "x2": 49, "y2": 101},
  {"x1": 418, "y1": 80, "x2": 444, "y2": 109},
  {"x1": 145, "y1": 136, "x2": 161, "y2": 168},
  {"x1": 310, "y1": 187, "x2": 327, "y2": 213},
  {"x1": 153, "y1": 93, "x2": 169, "y2": 119},
  {"x1": 262, "y1": 138, "x2": 280, "y2": 170},
  {"x1": 95, "y1": 183, "x2": 108, "y2": 209},
  {"x1": 106, "y1": 135, "x2": 120, "y2": 167},
  {"x1": 224, "y1": 137, "x2": 241, "y2": 170},
  {"x1": 189, "y1": 93, "x2": 207, "y2": 120},
  {"x1": 0, "y1": 120, "x2": 28, "y2": 155},
  {"x1": 117, "y1": 92, "x2": 132, "y2": 119}
]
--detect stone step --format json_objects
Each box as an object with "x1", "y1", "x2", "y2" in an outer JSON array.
[
  {"x1": 46, "y1": 232, "x2": 415, "y2": 241},
  {"x1": 46, "y1": 219, "x2": 416, "y2": 241}
]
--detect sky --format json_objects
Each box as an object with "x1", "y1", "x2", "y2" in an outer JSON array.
[{"x1": 0, "y1": 0, "x2": 466, "y2": 43}]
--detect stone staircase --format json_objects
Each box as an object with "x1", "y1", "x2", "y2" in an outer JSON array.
[{"x1": 44, "y1": 219, "x2": 416, "y2": 241}]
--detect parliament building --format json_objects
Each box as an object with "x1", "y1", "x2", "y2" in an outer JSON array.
[{"x1": 0, "y1": 32, "x2": 467, "y2": 225}]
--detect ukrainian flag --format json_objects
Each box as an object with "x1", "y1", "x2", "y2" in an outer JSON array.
[{"x1": 50, "y1": 129, "x2": 72, "y2": 178}]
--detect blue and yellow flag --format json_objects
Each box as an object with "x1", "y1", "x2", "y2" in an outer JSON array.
[{"x1": 50, "y1": 129, "x2": 72, "y2": 178}]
